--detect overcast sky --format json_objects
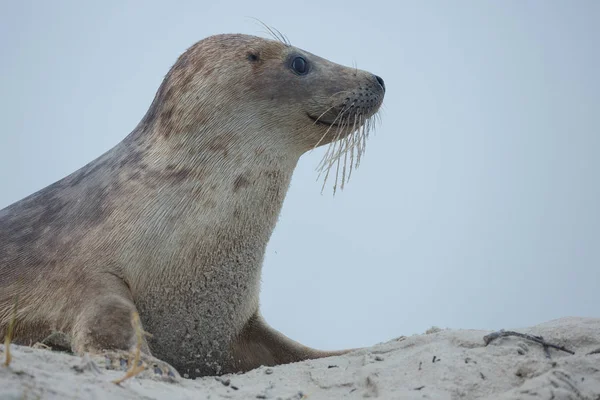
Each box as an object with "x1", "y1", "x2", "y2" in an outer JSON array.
[{"x1": 1, "y1": 1, "x2": 598, "y2": 352}]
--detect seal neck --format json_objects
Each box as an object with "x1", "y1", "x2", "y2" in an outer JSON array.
[{"x1": 113, "y1": 123, "x2": 299, "y2": 290}]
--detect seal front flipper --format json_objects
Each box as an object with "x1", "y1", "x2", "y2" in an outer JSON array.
[
  {"x1": 69, "y1": 277, "x2": 179, "y2": 380},
  {"x1": 230, "y1": 312, "x2": 355, "y2": 373}
]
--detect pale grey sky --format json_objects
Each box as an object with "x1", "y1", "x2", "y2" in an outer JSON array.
[{"x1": 1, "y1": 1, "x2": 598, "y2": 351}]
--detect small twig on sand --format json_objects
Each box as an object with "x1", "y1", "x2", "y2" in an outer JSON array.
[
  {"x1": 542, "y1": 345, "x2": 552, "y2": 359},
  {"x1": 587, "y1": 348, "x2": 600, "y2": 356},
  {"x1": 3, "y1": 295, "x2": 19, "y2": 367},
  {"x1": 112, "y1": 312, "x2": 147, "y2": 384},
  {"x1": 483, "y1": 330, "x2": 575, "y2": 356}
]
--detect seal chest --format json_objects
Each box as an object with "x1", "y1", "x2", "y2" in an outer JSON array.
[{"x1": 0, "y1": 33, "x2": 385, "y2": 378}]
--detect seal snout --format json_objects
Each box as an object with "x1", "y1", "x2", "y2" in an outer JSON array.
[{"x1": 374, "y1": 75, "x2": 385, "y2": 93}]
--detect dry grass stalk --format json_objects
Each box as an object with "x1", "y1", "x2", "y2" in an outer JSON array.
[
  {"x1": 3, "y1": 295, "x2": 18, "y2": 367},
  {"x1": 112, "y1": 312, "x2": 147, "y2": 384}
]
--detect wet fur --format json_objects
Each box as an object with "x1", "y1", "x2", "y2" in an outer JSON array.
[{"x1": 0, "y1": 34, "x2": 384, "y2": 378}]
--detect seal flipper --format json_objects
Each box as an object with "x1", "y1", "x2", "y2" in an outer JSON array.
[
  {"x1": 230, "y1": 311, "x2": 354, "y2": 373},
  {"x1": 69, "y1": 277, "x2": 180, "y2": 380}
]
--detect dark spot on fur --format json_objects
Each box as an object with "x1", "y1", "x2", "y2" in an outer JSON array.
[
  {"x1": 146, "y1": 166, "x2": 200, "y2": 185},
  {"x1": 206, "y1": 135, "x2": 230, "y2": 158},
  {"x1": 118, "y1": 148, "x2": 144, "y2": 170},
  {"x1": 136, "y1": 41, "x2": 211, "y2": 136},
  {"x1": 202, "y1": 199, "x2": 217, "y2": 209},
  {"x1": 128, "y1": 171, "x2": 141, "y2": 180},
  {"x1": 174, "y1": 52, "x2": 191, "y2": 69},
  {"x1": 178, "y1": 52, "x2": 205, "y2": 77},
  {"x1": 168, "y1": 168, "x2": 192, "y2": 182},
  {"x1": 162, "y1": 86, "x2": 175, "y2": 104},
  {"x1": 201, "y1": 64, "x2": 215, "y2": 76},
  {"x1": 233, "y1": 174, "x2": 251, "y2": 192},
  {"x1": 172, "y1": 142, "x2": 185, "y2": 151},
  {"x1": 180, "y1": 74, "x2": 194, "y2": 92},
  {"x1": 69, "y1": 158, "x2": 110, "y2": 187},
  {"x1": 160, "y1": 107, "x2": 174, "y2": 135},
  {"x1": 262, "y1": 170, "x2": 280, "y2": 180},
  {"x1": 160, "y1": 107, "x2": 173, "y2": 125}
]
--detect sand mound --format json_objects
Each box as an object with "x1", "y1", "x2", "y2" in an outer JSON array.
[{"x1": 1, "y1": 317, "x2": 598, "y2": 399}]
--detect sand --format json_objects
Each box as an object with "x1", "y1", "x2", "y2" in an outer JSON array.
[{"x1": 1, "y1": 317, "x2": 598, "y2": 399}]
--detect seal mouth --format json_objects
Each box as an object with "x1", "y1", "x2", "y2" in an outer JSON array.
[{"x1": 307, "y1": 113, "x2": 338, "y2": 127}]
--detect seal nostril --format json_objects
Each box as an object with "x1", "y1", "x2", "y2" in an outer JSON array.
[{"x1": 374, "y1": 75, "x2": 385, "y2": 92}]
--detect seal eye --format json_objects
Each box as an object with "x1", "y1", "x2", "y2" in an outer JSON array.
[
  {"x1": 291, "y1": 57, "x2": 308, "y2": 75},
  {"x1": 247, "y1": 52, "x2": 259, "y2": 62}
]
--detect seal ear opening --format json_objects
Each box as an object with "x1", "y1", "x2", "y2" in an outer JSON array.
[{"x1": 247, "y1": 52, "x2": 260, "y2": 62}]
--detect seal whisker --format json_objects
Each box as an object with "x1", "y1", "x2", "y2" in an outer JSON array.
[
  {"x1": 315, "y1": 104, "x2": 354, "y2": 174},
  {"x1": 311, "y1": 92, "x2": 354, "y2": 151},
  {"x1": 310, "y1": 91, "x2": 353, "y2": 127},
  {"x1": 270, "y1": 26, "x2": 291, "y2": 46},
  {"x1": 319, "y1": 109, "x2": 356, "y2": 194},
  {"x1": 346, "y1": 113, "x2": 361, "y2": 182},
  {"x1": 317, "y1": 103, "x2": 362, "y2": 179},
  {"x1": 341, "y1": 136, "x2": 349, "y2": 191},
  {"x1": 340, "y1": 117, "x2": 354, "y2": 191},
  {"x1": 250, "y1": 18, "x2": 291, "y2": 46},
  {"x1": 357, "y1": 114, "x2": 368, "y2": 168},
  {"x1": 352, "y1": 60, "x2": 359, "y2": 77},
  {"x1": 318, "y1": 101, "x2": 355, "y2": 157},
  {"x1": 332, "y1": 115, "x2": 350, "y2": 193},
  {"x1": 310, "y1": 95, "x2": 352, "y2": 132},
  {"x1": 317, "y1": 126, "x2": 344, "y2": 178},
  {"x1": 313, "y1": 110, "x2": 344, "y2": 156},
  {"x1": 311, "y1": 104, "x2": 339, "y2": 126},
  {"x1": 374, "y1": 110, "x2": 383, "y2": 126},
  {"x1": 318, "y1": 111, "x2": 350, "y2": 193},
  {"x1": 318, "y1": 123, "x2": 343, "y2": 190},
  {"x1": 347, "y1": 113, "x2": 364, "y2": 170},
  {"x1": 344, "y1": 113, "x2": 365, "y2": 186}
]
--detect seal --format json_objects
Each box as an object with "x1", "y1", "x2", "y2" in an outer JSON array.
[{"x1": 0, "y1": 33, "x2": 385, "y2": 379}]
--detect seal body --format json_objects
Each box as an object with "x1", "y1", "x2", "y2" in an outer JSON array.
[{"x1": 0, "y1": 34, "x2": 384, "y2": 378}]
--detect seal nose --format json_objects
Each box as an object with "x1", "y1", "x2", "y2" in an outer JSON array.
[{"x1": 374, "y1": 75, "x2": 385, "y2": 92}]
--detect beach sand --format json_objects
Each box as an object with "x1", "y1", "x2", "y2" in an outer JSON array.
[{"x1": 1, "y1": 317, "x2": 598, "y2": 399}]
